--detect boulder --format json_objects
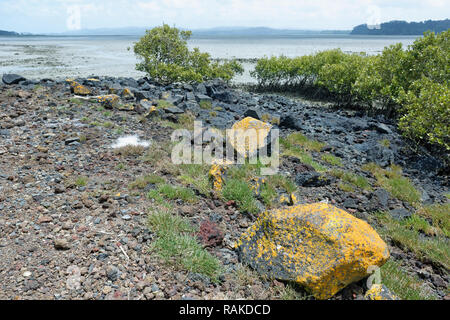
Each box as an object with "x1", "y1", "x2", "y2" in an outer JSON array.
[
  {"x1": 164, "y1": 106, "x2": 184, "y2": 114},
  {"x1": 120, "y1": 88, "x2": 134, "y2": 99},
  {"x1": 67, "y1": 80, "x2": 92, "y2": 96},
  {"x1": 2, "y1": 74, "x2": 26, "y2": 85},
  {"x1": 236, "y1": 203, "x2": 389, "y2": 299},
  {"x1": 228, "y1": 117, "x2": 272, "y2": 158},
  {"x1": 280, "y1": 114, "x2": 303, "y2": 130},
  {"x1": 244, "y1": 108, "x2": 262, "y2": 120},
  {"x1": 97, "y1": 94, "x2": 120, "y2": 109}
]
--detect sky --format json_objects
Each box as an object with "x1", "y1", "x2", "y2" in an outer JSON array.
[{"x1": 0, "y1": 0, "x2": 449, "y2": 33}]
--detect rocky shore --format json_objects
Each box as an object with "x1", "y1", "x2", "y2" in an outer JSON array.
[{"x1": 0, "y1": 74, "x2": 448, "y2": 300}]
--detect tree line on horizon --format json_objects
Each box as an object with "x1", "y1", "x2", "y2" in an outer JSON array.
[{"x1": 351, "y1": 19, "x2": 449, "y2": 35}]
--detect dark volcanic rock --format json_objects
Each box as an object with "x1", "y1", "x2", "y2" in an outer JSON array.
[
  {"x1": 280, "y1": 114, "x2": 303, "y2": 130},
  {"x1": 366, "y1": 145, "x2": 395, "y2": 167},
  {"x1": 244, "y1": 108, "x2": 262, "y2": 120},
  {"x1": 390, "y1": 207, "x2": 412, "y2": 220},
  {"x1": 2, "y1": 74, "x2": 26, "y2": 85},
  {"x1": 295, "y1": 172, "x2": 332, "y2": 187}
]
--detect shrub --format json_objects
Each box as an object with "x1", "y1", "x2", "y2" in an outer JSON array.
[
  {"x1": 134, "y1": 24, "x2": 243, "y2": 84},
  {"x1": 251, "y1": 30, "x2": 450, "y2": 150},
  {"x1": 398, "y1": 77, "x2": 449, "y2": 150}
]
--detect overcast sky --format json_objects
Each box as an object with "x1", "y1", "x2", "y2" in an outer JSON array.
[{"x1": 1, "y1": 0, "x2": 448, "y2": 33}]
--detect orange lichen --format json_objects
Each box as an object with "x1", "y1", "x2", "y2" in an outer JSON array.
[
  {"x1": 122, "y1": 88, "x2": 134, "y2": 98},
  {"x1": 67, "y1": 80, "x2": 91, "y2": 96},
  {"x1": 235, "y1": 203, "x2": 390, "y2": 300},
  {"x1": 209, "y1": 164, "x2": 227, "y2": 192},
  {"x1": 364, "y1": 284, "x2": 398, "y2": 300},
  {"x1": 96, "y1": 94, "x2": 120, "y2": 109}
]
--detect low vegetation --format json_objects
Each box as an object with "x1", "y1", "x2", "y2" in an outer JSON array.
[
  {"x1": 223, "y1": 178, "x2": 259, "y2": 214},
  {"x1": 374, "y1": 211, "x2": 449, "y2": 271},
  {"x1": 380, "y1": 260, "x2": 437, "y2": 300},
  {"x1": 251, "y1": 30, "x2": 449, "y2": 150},
  {"x1": 148, "y1": 208, "x2": 221, "y2": 281},
  {"x1": 329, "y1": 169, "x2": 372, "y2": 191},
  {"x1": 148, "y1": 184, "x2": 198, "y2": 204},
  {"x1": 362, "y1": 163, "x2": 421, "y2": 206}
]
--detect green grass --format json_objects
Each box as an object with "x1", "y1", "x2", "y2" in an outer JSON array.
[
  {"x1": 129, "y1": 174, "x2": 165, "y2": 190},
  {"x1": 375, "y1": 211, "x2": 449, "y2": 270},
  {"x1": 419, "y1": 203, "x2": 450, "y2": 237},
  {"x1": 280, "y1": 137, "x2": 326, "y2": 172},
  {"x1": 259, "y1": 174, "x2": 297, "y2": 207},
  {"x1": 321, "y1": 153, "x2": 343, "y2": 167},
  {"x1": 178, "y1": 164, "x2": 212, "y2": 196},
  {"x1": 223, "y1": 178, "x2": 259, "y2": 214},
  {"x1": 102, "y1": 121, "x2": 114, "y2": 128},
  {"x1": 381, "y1": 260, "x2": 437, "y2": 300},
  {"x1": 227, "y1": 161, "x2": 264, "y2": 180},
  {"x1": 69, "y1": 98, "x2": 84, "y2": 105},
  {"x1": 379, "y1": 139, "x2": 391, "y2": 148},
  {"x1": 199, "y1": 100, "x2": 212, "y2": 110},
  {"x1": 402, "y1": 214, "x2": 434, "y2": 236},
  {"x1": 148, "y1": 209, "x2": 221, "y2": 281},
  {"x1": 33, "y1": 84, "x2": 44, "y2": 92},
  {"x1": 157, "y1": 99, "x2": 174, "y2": 109},
  {"x1": 115, "y1": 163, "x2": 126, "y2": 170},
  {"x1": 148, "y1": 184, "x2": 197, "y2": 204},
  {"x1": 362, "y1": 163, "x2": 421, "y2": 206},
  {"x1": 338, "y1": 182, "x2": 355, "y2": 192},
  {"x1": 75, "y1": 176, "x2": 88, "y2": 187},
  {"x1": 283, "y1": 132, "x2": 325, "y2": 152},
  {"x1": 329, "y1": 169, "x2": 372, "y2": 191}
]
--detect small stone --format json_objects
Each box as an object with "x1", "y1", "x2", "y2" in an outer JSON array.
[
  {"x1": 54, "y1": 239, "x2": 70, "y2": 250},
  {"x1": 102, "y1": 286, "x2": 112, "y2": 295},
  {"x1": 106, "y1": 266, "x2": 119, "y2": 282}
]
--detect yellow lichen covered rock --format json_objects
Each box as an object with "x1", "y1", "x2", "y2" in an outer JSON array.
[
  {"x1": 121, "y1": 88, "x2": 134, "y2": 99},
  {"x1": 235, "y1": 203, "x2": 389, "y2": 299},
  {"x1": 364, "y1": 284, "x2": 398, "y2": 300},
  {"x1": 228, "y1": 117, "x2": 272, "y2": 157},
  {"x1": 96, "y1": 94, "x2": 120, "y2": 109},
  {"x1": 67, "y1": 80, "x2": 92, "y2": 96}
]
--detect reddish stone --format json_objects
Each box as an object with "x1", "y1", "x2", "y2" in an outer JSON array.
[
  {"x1": 37, "y1": 216, "x2": 53, "y2": 224},
  {"x1": 197, "y1": 220, "x2": 224, "y2": 247}
]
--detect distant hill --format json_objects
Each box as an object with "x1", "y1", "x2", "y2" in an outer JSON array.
[
  {"x1": 0, "y1": 30, "x2": 19, "y2": 36},
  {"x1": 53, "y1": 26, "x2": 350, "y2": 37},
  {"x1": 192, "y1": 27, "x2": 350, "y2": 37},
  {"x1": 351, "y1": 19, "x2": 450, "y2": 35}
]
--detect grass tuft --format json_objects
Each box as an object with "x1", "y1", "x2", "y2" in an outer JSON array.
[
  {"x1": 148, "y1": 208, "x2": 221, "y2": 281},
  {"x1": 381, "y1": 260, "x2": 437, "y2": 300},
  {"x1": 362, "y1": 163, "x2": 421, "y2": 206},
  {"x1": 223, "y1": 178, "x2": 259, "y2": 214}
]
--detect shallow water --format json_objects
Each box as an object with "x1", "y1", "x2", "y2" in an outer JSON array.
[{"x1": 0, "y1": 34, "x2": 419, "y2": 83}]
